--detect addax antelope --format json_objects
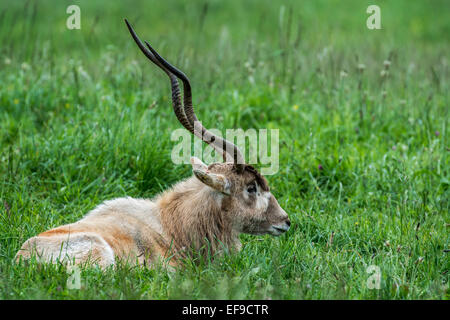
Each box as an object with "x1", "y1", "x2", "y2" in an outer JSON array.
[{"x1": 15, "y1": 19, "x2": 291, "y2": 268}]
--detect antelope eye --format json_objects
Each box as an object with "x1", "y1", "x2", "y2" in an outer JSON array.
[{"x1": 247, "y1": 183, "x2": 257, "y2": 193}]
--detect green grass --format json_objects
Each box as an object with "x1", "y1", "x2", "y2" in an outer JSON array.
[{"x1": 0, "y1": 0, "x2": 448, "y2": 299}]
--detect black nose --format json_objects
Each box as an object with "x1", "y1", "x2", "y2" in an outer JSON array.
[{"x1": 286, "y1": 219, "x2": 291, "y2": 227}]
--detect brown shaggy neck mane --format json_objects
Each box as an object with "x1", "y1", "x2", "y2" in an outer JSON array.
[{"x1": 156, "y1": 178, "x2": 237, "y2": 260}]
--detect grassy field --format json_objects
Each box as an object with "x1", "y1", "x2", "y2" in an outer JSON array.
[{"x1": 0, "y1": 0, "x2": 448, "y2": 299}]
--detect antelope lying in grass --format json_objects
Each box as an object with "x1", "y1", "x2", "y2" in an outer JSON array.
[{"x1": 15, "y1": 19, "x2": 290, "y2": 269}]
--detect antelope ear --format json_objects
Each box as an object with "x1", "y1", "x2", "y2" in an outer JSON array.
[
  {"x1": 190, "y1": 157, "x2": 208, "y2": 171},
  {"x1": 192, "y1": 168, "x2": 231, "y2": 195}
]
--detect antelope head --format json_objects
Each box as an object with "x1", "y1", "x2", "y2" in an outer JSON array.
[{"x1": 125, "y1": 20, "x2": 290, "y2": 237}]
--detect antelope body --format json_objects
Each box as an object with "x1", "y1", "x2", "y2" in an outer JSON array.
[{"x1": 15, "y1": 20, "x2": 290, "y2": 269}]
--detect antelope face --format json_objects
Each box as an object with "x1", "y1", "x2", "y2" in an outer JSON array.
[
  {"x1": 191, "y1": 157, "x2": 291, "y2": 237},
  {"x1": 235, "y1": 179, "x2": 290, "y2": 236}
]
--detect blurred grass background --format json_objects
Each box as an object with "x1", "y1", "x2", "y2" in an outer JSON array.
[{"x1": 0, "y1": 0, "x2": 448, "y2": 299}]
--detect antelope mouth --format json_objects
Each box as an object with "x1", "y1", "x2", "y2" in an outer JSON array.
[{"x1": 270, "y1": 225, "x2": 290, "y2": 236}]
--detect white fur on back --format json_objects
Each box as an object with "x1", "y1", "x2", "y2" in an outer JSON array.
[{"x1": 84, "y1": 197, "x2": 163, "y2": 234}]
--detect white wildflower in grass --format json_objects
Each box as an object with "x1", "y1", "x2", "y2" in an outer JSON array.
[
  {"x1": 4, "y1": 57, "x2": 11, "y2": 65},
  {"x1": 357, "y1": 63, "x2": 366, "y2": 72},
  {"x1": 126, "y1": 60, "x2": 141, "y2": 76},
  {"x1": 317, "y1": 47, "x2": 329, "y2": 62},
  {"x1": 77, "y1": 66, "x2": 91, "y2": 81},
  {"x1": 383, "y1": 60, "x2": 391, "y2": 69},
  {"x1": 21, "y1": 62, "x2": 30, "y2": 70},
  {"x1": 340, "y1": 70, "x2": 348, "y2": 78},
  {"x1": 244, "y1": 60, "x2": 254, "y2": 73}
]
